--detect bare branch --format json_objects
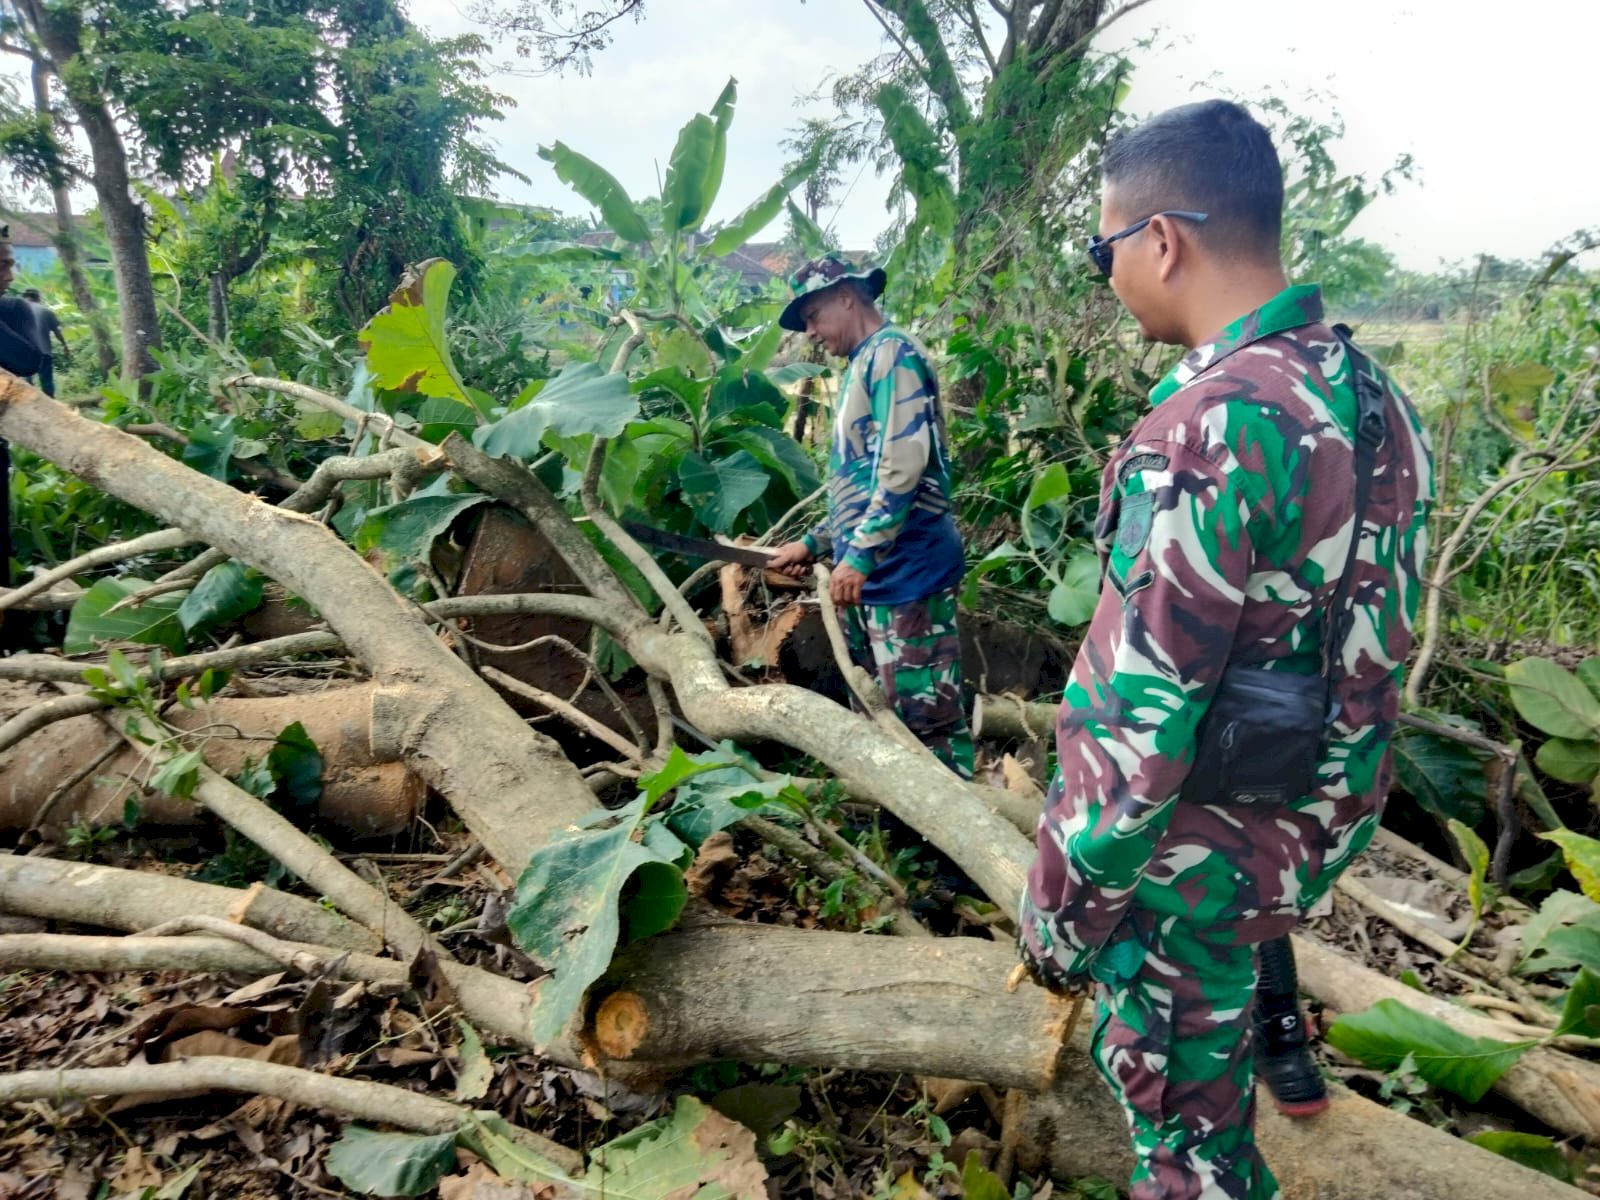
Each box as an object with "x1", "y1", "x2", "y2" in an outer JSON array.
[{"x1": 0, "y1": 1057, "x2": 581, "y2": 1171}]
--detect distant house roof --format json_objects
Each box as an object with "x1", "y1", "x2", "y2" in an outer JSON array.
[{"x1": 4, "y1": 211, "x2": 96, "y2": 250}]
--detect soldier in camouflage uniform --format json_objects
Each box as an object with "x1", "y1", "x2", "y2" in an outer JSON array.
[
  {"x1": 769, "y1": 255, "x2": 974, "y2": 779},
  {"x1": 1016, "y1": 102, "x2": 1434, "y2": 1199}
]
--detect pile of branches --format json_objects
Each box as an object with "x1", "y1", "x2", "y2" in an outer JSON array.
[{"x1": 0, "y1": 368, "x2": 1592, "y2": 1198}]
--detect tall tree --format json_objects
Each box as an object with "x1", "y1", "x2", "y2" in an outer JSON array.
[
  {"x1": 4, "y1": 0, "x2": 166, "y2": 382},
  {"x1": 302, "y1": 0, "x2": 520, "y2": 325}
]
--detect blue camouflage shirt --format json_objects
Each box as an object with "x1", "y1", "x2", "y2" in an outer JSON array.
[{"x1": 803, "y1": 324, "x2": 964, "y2": 605}]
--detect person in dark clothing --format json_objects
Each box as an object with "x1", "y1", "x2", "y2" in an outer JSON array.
[
  {"x1": 0, "y1": 227, "x2": 44, "y2": 594},
  {"x1": 20, "y1": 289, "x2": 66, "y2": 398}
]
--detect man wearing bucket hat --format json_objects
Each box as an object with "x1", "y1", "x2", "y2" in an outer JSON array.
[{"x1": 768, "y1": 254, "x2": 974, "y2": 779}]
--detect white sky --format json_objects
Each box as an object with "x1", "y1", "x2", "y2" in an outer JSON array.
[{"x1": 409, "y1": 0, "x2": 1600, "y2": 273}]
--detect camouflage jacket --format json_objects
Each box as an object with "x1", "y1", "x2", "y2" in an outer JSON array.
[
  {"x1": 803, "y1": 324, "x2": 964, "y2": 605},
  {"x1": 1020, "y1": 285, "x2": 1435, "y2": 986}
]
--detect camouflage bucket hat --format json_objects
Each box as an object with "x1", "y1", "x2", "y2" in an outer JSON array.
[{"x1": 778, "y1": 253, "x2": 887, "y2": 332}]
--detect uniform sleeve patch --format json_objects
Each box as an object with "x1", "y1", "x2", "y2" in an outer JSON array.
[
  {"x1": 1117, "y1": 452, "x2": 1171, "y2": 484},
  {"x1": 1114, "y1": 490, "x2": 1156, "y2": 558}
]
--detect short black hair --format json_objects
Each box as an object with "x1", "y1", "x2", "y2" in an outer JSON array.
[{"x1": 1102, "y1": 100, "x2": 1283, "y2": 260}]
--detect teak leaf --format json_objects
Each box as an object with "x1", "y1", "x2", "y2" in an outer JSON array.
[
  {"x1": 65, "y1": 577, "x2": 187, "y2": 656},
  {"x1": 325, "y1": 1127, "x2": 458, "y2": 1196},
  {"x1": 358, "y1": 258, "x2": 470, "y2": 407},
  {"x1": 1506, "y1": 657, "x2": 1600, "y2": 740},
  {"x1": 1326, "y1": 999, "x2": 1535, "y2": 1101},
  {"x1": 474, "y1": 362, "x2": 639, "y2": 462},
  {"x1": 509, "y1": 794, "x2": 687, "y2": 1046}
]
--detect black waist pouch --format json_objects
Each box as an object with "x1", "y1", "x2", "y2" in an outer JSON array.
[{"x1": 1179, "y1": 666, "x2": 1327, "y2": 807}]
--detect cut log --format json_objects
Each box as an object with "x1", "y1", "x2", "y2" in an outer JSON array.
[
  {"x1": 0, "y1": 680, "x2": 424, "y2": 836},
  {"x1": 590, "y1": 924, "x2": 1583, "y2": 1199},
  {"x1": 592, "y1": 921, "x2": 1070, "y2": 1091}
]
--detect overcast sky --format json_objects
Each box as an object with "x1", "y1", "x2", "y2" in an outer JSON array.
[{"x1": 412, "y1": 0, "x2": 1598, "y2": 273}]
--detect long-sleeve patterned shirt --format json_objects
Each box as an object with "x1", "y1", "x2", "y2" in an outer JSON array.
[
  {"x1": 1020, "y1": 285, "x2": 1434, "y2": 986},
  {"x1": 803, "y1": 324, "x2": 964, "y2": 606}
]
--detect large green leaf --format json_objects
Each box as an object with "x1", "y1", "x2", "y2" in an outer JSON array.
[
  {"x1": 662, "y1": 113, "x2": 721, "y2": 235},
  {"x1": 176, "y1": 561, "x2": 263, "y2": 635},
  {"x1": 705, "y1": 147, "x2": 821, "y2": 258},
  {"x1": 1391, "y1": 728, "x2": 1488, "y2": 824},
  {"x1": 1324, "y1": 999, "x2": 1535, "y2": 1101},
  {"x1": 357, "y1": 258, "x2": 470, "y2": 407},
  {"x1": 354, "y1": 493, "x2": 487, "y2": 569},
  {"x1": 728, "y1": 319, "x2": 784, "y2": 375},
  {"x1": 1534, "y1": 736, "x2": 1600, "y2": 784},
  {"x1": 465, "y1": 1096, "x2": 767, "y2": 1198},
  {"x1": 64, "y1": 577, "x2": 187, "y2": 655},
  {"x1": 961, "y1": 541, "x2": 1027, "y2": 608},
  {"x1": 509, "y1": 795, "x2": 688, "y2": 1045},
  {"x1": 507, "y1": 239, "x2": 623, "y2": 263},
  {"x1": 1022, "y1": 462, "x2": 1072, "y2": 552},
  {"x1": 662, "y1": 750, "x2": 792, "y2": 846},
  {"x1": 677, "y1": 449, "x2": 770, "y2": 533},
  {"x1": 1519, "y1": 890, "x2": 1600, "y2": 975},
  {"x1": 324, "y1": 1127, "x2": 458, "y2": 1196},
  {"x1": 539, "y1": 141, "x2": 653, "y2": 245},
  {"x1": 708, "y1": 369, "x2": 785, "y2": 426},
  {"x1": 474, "y1": 362, "x2": 639, "y2": 461},
  {"x1": 1540, "y1": 829, "x2": 1600, "y2": 903},
  {"x1": 1467, "y1": 1132, "x2": 1573, "y2": 1183},
  {"x1": 416, "y1": 396, "x2": 479, "y2": 443},
  {"x1": 1046, "y1": 550, "x2": 1102, "y2": 627},
  {"x1": 583, "y1": 1096, "x2": 766, "y2": 1199},
  {"x1": 1556, "y1": 967, "x2": 1600, "y2": 1037},
  {"x1": 1523, "y1": 922, "x2": 1600, "y2": 977},
  {"x1": 269, "y1": 720, "x2": 323, "y2": 810},
  {"x1": 1506, "y1": 657, "x2": 1600, "y2": 740},
  {"x1": 785, "y1": 197, "x2": 829, "y2": 259},
  {"x1": 960, "y1": 1152, "x2": 1010, "y2": 1200},
  {"x1": 715, "y1": 427, "x2": 819, "y2": 497},
  {"x1": 180, "y1": 414, "x2": 236, "y2": 480}
]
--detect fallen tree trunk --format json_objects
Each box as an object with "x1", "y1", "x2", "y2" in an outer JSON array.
[{"x1": 0, "y1": 681, "x2": 423, "y2": 836}]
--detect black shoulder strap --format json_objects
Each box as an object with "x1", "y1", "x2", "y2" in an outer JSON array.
[{"x1": 1321, "y1": 324, "x2": 1389, "y2": 711}]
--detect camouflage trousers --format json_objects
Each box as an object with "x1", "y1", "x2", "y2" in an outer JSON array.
[
  {"x1": 1092, "y1": 911, "x2": 1280, "y2": 1200},
  {"x1": 844, "y1": 586, "x2": 974, "y2": 780}
]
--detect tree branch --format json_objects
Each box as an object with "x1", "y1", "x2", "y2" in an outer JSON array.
[
  {"x1": 0, "y1": 527, "x2": 197, "y2": 612},
  {"x1": 0, "y1": 1058, "x2": 580, "y2": 1172}
]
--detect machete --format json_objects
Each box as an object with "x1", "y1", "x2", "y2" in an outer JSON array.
[{"x1": 621, "y1": 520, "x2": 780, "y2": 568}]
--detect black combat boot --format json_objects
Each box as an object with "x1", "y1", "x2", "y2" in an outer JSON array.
[{"x1": 1253, "y1": 935, "x2": 1329, "y2": 1116}]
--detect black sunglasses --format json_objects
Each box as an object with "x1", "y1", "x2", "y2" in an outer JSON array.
[{"x1": 1086, "y1": 210, "x2": 1208, "y2": 278}]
